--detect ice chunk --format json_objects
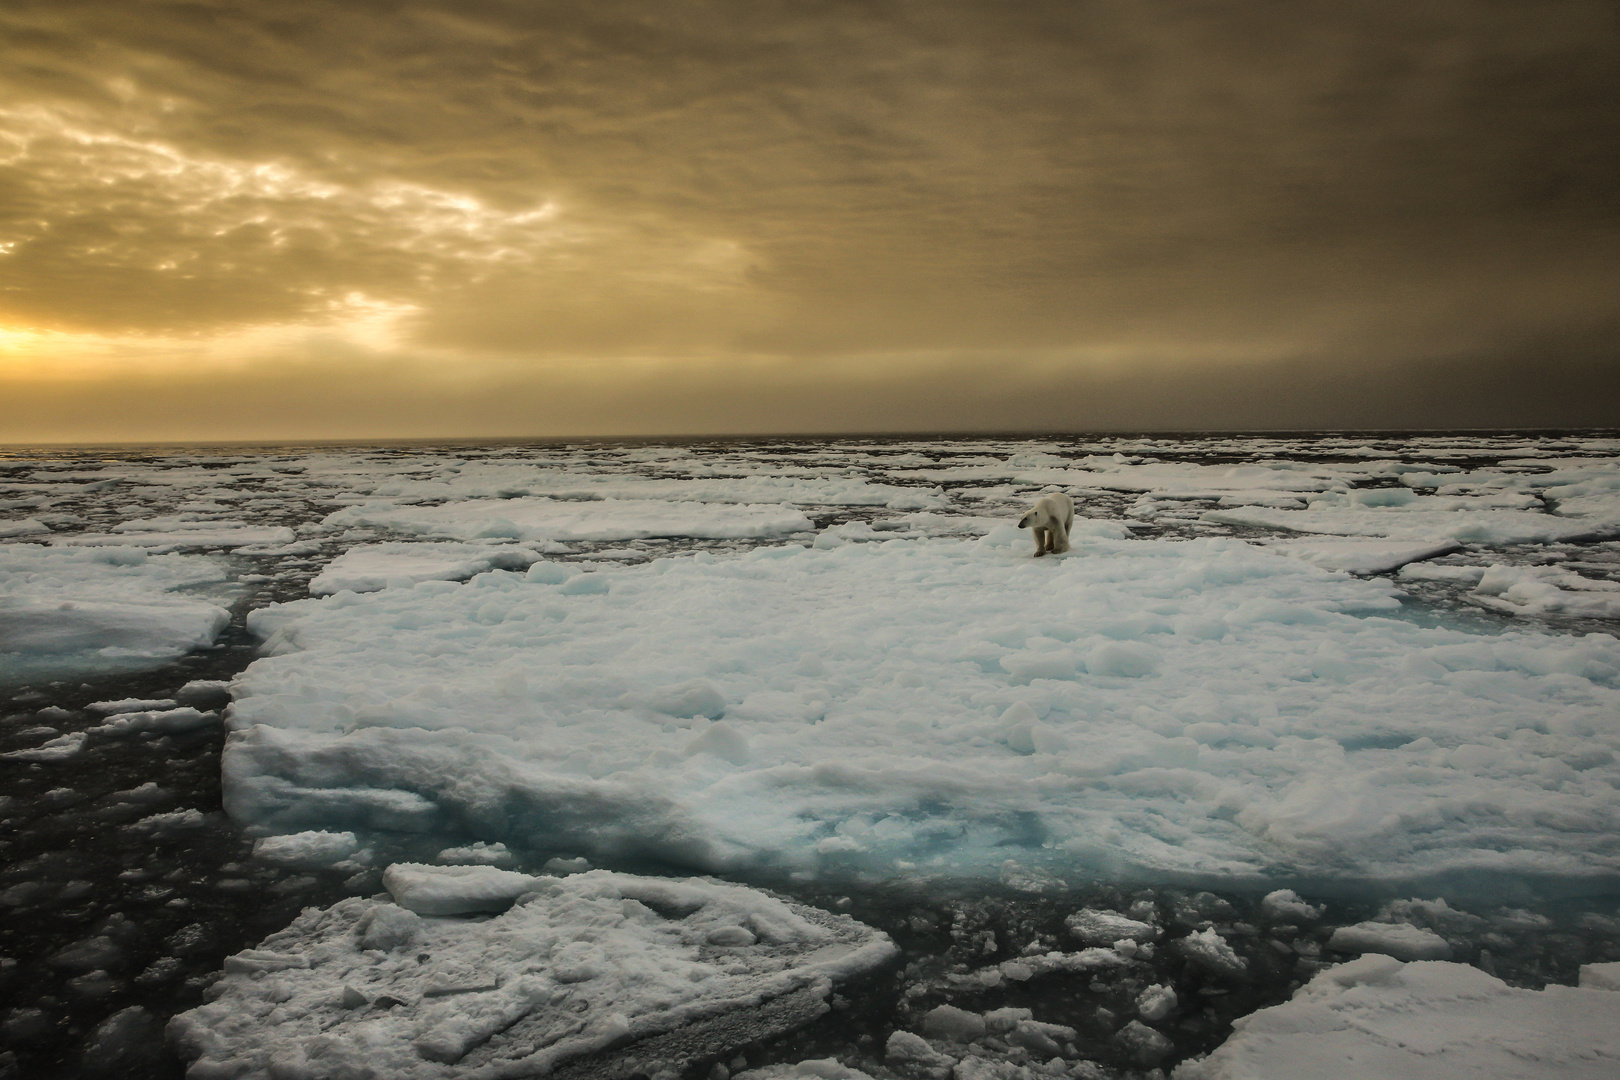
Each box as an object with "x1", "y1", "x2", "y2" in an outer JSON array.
[
  {"x1": 1007, "y1": 1017, "x2": 1076, "y2": 1056},
  {"x1": 89, "y1": 707, "x2": 219, "y2": 737},
  {"x1": 921, "y1": 1003, "x2": 986, "y2": 1042},
  {"x1": 1066, "y1": 909, "x2": 1159, "y2": 946},
  {"x1": 885, "y1": 1030, "x2": 956, "y2": 1067},
  {"x1": 1137, "y1": 983, "x2": 1177, "y2": 1022},
  {"x1": 1117, "y1": 1019, "x2": 1174, "y2": 1065},
  {"x1": 1, "y1": 731, "x2": 87, "y2": 761},
  {"x1": 309, "y1": 541, "x2": 548, "y2": 596},
  {"x1": 435, "y1": 840, "x2": 514, "y2": 866},
  {"x1": 1326, "y1": 921, "x2": 1453, "y2": 962},
  {"x1": 252, "y1": 830, "x2": 361, "y2": 868},
  {"x1": 86, "y1": 698, "x2": 178, "y2": 714},
  {"x1": 1178, "y1": 928, "x2": 1246, "y2": 977},
  {"x1": 382, "y1": 863, "x2": 541, "y2": 915},
  {"x1": 738, "y1": 1060, "x2": 878, "y2": 1080},
  {"x1": 1173, "y1": 958, "x2": 1620, "y2": 1079},
  {"x1": 176, "y1": 680, "x2": 232, "y2": 708},
  {"x1": 1259, "y1": 890, "x2": 1322, "y2": 922},
  {"x1": 1468, "y1": 563, "x2": 1620, "y2": 619},
  {"x1": 169, "y1": 870, "x2": 896, "y2": 1079}
]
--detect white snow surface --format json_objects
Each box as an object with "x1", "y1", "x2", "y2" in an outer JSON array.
[
  {"x1": 55, "y1": 520, "x2": 296, "y2": 551},
  {"x1": 1174, "y1": 954, "x2": 1620, "y2": 1080},
  {"x1": 225, "y1": 532, "x2": 1620, "y2": 891},
  {"x1": 1261, "y1": 539, "x2": 1460, "y2": 575},
  {"x1": 168, "y1": 869, "x2": 896, "y2": 1080},
  {"x1": 1469, "y1": 563, "x2": 1620, "y2": 619},
  {"x1": 323, "y1": 497, "x2": 815, "y2": 543},
  {"x1": 252, "y1": 830, "x2": 361, "y2": 868},
  {"x1": 0, "y1": 544, "x2": 231, "y2": 682},
  {"x1": 309, "y1": 541, "x2": 550, "y2": 596},
  {"x1": 739, "y1": 1060, "x2": 877, "y2": 1080},
  {"x1": 1326, "y1": 921, "x2": 1454, "y2": 961},
  {"x1": 383, "y1": 863, "x2": 545, "y2": 915},
  {"x1": 88, "y1": 706, "x2": 220, "y2": 737},
  {"x1": 1203, "y1": 497, "x2": 1610, "y2": 546}
]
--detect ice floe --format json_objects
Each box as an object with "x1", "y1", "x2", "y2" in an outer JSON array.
[
  {"x1": 1173, "y1": 954, "x2": 1620, "y2": 1079},
  {"x1": 168, "y1": 868, "x2": 896, "y2": 1080},
  {"x1": 323, "y1": 497, "x2": 815, "y2": 543},
  {"x1": 0, "y1": 544, "x2": 231, "y2": 683},
  {"x1": 224, "y1": 532, "x2": 1620, "y2": 893},
  {"x1": 309, "y1": 541, "x2": 550, "y2": 596}
]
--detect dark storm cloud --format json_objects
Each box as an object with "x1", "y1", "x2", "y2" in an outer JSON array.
[{"x1": 0, "y1": 0, "x2": 1616, "y2": 433}]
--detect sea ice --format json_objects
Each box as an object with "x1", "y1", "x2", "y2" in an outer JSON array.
[
  {"x1": 55, "y1": 521, "x2": 296, "y2": 551},
  {"x1": 1261, "y1": 539, "x2": 1460, "y2": 575},
  {"x1": 0, "y1": 517, "x2": 49, "y2": 537},
  {"x1": 167, "y1": 869, "x2": 896, "y2": 1079},
  {"x1": 1204, "y1": 499, "x2": 1611, "y2": 547},
  {"x1": 88, "y1": 707, "x2": 220, "y2": 738},
  {"x1": 224, "y1": 534, "x2": 1620, "y2": 893},
  {"x1": 1326, "y1": 921, "x2": 1454, "y2": 961},
  {"x1": 739, "y1": 1060, "x2": 878, "y2": 1080},
  {"x1": 309, "y1": 541, "x2": 550, "y2": 595},
  {"x1": 1468, "y1": 563, "x2": 1620, "y2": 619},
  {"x1": 252, "y1": 830, "x2": 361, "y2": 868},
  {"x1": 0, "y1": 544, "x2": 231, "y2": 683},
  {"x1": 1173, "y1": 955, "x2": 1620, "y2": 1079},
  {"x1": 322, "y1": 497, "x2": 815, "y2": 543}
]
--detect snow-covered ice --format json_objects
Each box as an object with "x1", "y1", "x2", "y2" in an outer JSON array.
[
  {"x1": 1325, "y1": 920, "x2": 1454, "y2": 961},
  {"x1": 309, "y1": 541, "x2": 550, "y2": 596},
  {"x1": 168, "y1": 868, "x2": 895, "y2": 1080},
  {"x1": 1173, "y1": 954, "x2": 1620, "y2": 1079},
  {"x1": 252, "y1": 830, "x2": 362, "y2": 868},
  {"x1": 88, "y1": 706, "x2": 220, "y2": 738},
  {"x1": 323, "y1": 497, "x2": 815, "y2": 543},
  {"x1": 226, "y1": 532, "x2": 1620, "y2": 894},
  {"x1": 1261, "y1": 538, "x2": 1461, "y2": 575},
  {"x1": 0, "y1": 544, "x2": 231, "y2": 682},
  {"x1": 6, "y1": 433, "x2": 1620, "y2": 1079}
]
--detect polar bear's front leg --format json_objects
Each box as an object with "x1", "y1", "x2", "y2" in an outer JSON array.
[{"x1": 1032, "y1": 525, "x2": 1050, "y2": 556}]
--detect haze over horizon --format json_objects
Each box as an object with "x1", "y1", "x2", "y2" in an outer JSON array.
[{"x1": 2, "y1": 1, "x2": 1617, "y2": 442}]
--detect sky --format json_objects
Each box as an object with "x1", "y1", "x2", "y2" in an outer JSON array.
[{"x1": 1, "y1": 0, "x2": 1617, "y2": 442}]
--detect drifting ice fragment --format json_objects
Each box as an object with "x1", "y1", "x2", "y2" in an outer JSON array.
[
  {"x1": 252, "y1": 831, "x2": 361, "y2": 868},
  {"x1": 1066, "y1": 909, "x2": 1159, "y2": 946},
  {"x1": 1258, "y1": 890, "x2": 1321, "y2": 922},
  {"x1": 1177, "y1": 928, "x2": 1246, "y2": 977},
  {"x1": 1326, "y1": 921, "x2": 1453, "y2": 962},
  {"x1": 169, "y1": 870, "x2": 896, "y2": 1080}
]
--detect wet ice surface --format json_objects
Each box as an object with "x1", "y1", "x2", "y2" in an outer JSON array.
[{"x1": 3, "y1": 432, "x2": 1620, "y2": 1079}]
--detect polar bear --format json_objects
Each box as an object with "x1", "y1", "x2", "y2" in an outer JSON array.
[{"x1": 1018, "y1": 492, "x2": 1074, "y2": 557}]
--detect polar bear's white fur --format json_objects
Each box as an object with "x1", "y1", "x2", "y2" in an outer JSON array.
[{"x1": 1018, "y1": 492, "x2": 1074, "y2": 557}]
